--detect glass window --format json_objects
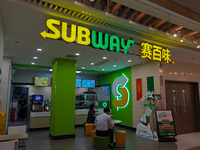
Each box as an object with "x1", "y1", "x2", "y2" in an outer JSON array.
[
  {"x1": 182, "y1": 89, "x2": 187, "y2": 112},
  {"x1": 172, "y1": 90, "x2": 177, "y2": 113}
]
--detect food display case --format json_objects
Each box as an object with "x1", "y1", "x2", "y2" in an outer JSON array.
[{"x1": 75, "y1": 91, "x2": 99, "y2": 109}]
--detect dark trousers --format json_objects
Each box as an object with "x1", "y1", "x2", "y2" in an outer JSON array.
[{"x1": 96, "y1": 129, "x2": 114, "y2": 143}]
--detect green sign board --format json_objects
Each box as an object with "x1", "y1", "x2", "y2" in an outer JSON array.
[{"x1": 99, "y1": 101, "x2": 109, "y2": 109}]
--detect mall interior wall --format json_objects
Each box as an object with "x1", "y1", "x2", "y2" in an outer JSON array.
[
  {"x1": 98, "y1": 67, "x2": 133, "y2": 127},
  {"x1": 161, "y1": 61, "x2": 200, "y2": 108},
  {"x1": 131, "y1": 61, "x2": 161, "y2": 130},
  {"x1": 12, "y1": 70, "x2": 52, "y2": 84}
]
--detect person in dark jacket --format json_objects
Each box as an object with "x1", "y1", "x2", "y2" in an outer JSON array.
[{"x1": 86, "y1": 104, "x2": 96, "y2": 123}]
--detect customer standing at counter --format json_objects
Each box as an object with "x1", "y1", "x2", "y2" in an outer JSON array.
[
  {"x1": 94, "y1": 108, "x2": 115, "y2": 148},
  {"x1": 86, "y1": 104, "x2": 96, "y2": 123}
]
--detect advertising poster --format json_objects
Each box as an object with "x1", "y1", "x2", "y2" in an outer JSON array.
[
  {"x1": 156, "y1": 110, "x2": 176, "y2": 136},
  {"x1": 136, "y1": 78, "x2": 142, "y2": 100},
  {"x1": 35, "y1": 77, "x2": 51, "y2": 87},
  {"x1": 136, "y1": 92, "x2": 158, "y2": 141}
]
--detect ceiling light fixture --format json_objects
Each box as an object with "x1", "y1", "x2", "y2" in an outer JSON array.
[
  {"x1": 75, "y1": 53, "x2": 80, "y2": 56},
  {"x1": 180, "y1": 39, "x2": 183, "y2": 42},
  {"x1": 173, "y1": 34, "x2": 177, "y2": 37},
  {"x1": 128, "y1": 60, "x2": 132, "y2": 62},
  {"x1": 31, "y1": 62, "x2": 35, "y2": 65},
  {"x1": 76, "y1": 71, "x2": 81, "y2": 73},
  {"x1": 197, "y1": 45, "x2": 200, "y2": 48},
  {"x1": 37, "y1": 48, "x2": 42, "y2": 51},
  {"x1": 91, "y1": 63, "x2": 94, "y2": 65},
  {"x1": 102, "y1": 69, "x2": 105, "y2": 71},
  {"x1": 103, "y1": 57, "x2": 107, "y2": 59},
  {"x1": 113, "y1": 65, "x2": 116, "y2": 67},
  {"x1": 33, "y1": 57, "x2": 38, "y2": 59},
  {"x1": 82, "y1": 67, "x2": 85, "y2": 69},
  {"x1": 49, "y1": 69, "x2": 52, "y2": 72}
]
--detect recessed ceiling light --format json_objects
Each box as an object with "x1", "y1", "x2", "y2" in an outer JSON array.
[
  {"x1": 91, "y1": 63, "x2": 94, "y2": 65},
  {"x1": 75, "y1": 53, "x2": 80, "y2": 56},
  {"x1": 31, "y1": 62, "x2": 35, "y2": 65},
  {"x1": 82, "y1": 67, "x2": 85, "y2": 69},
  {"x1": 49, "y1": 69, "x2": 52, "y2": 72},
  {"x1": 103, "y1": 57, "x2": 107, "y2": 59},
  {"x1": 90, "y1": 0, "x2": 95, "y2": 2},
  {"x1": 37, "y1": 48, "x2": 42, "y2": 51},
  {"x1": 197, "y1": 45, "x2": 200, "y2": 48},
  {"x1": 180, "y1": 39, "x2": 183, "y2": 42},
  {"x1": 102, "y1": 69, "x2": 105, "y2": 71},
  {"x1": 113, "y1": 65, "x2": 116, "y2": 67},
  {"x1": 173, "y1": 34, "x2": 177, "y2": 37},
  {"x1": 33, "y1": 57, "x2": 38, "y2": 59},
  {"x1": 128, "y1": 60, "x2": 132, "y2": 62},
  {"x1": 76, "y1": 71, "x2": 81, "y2": 73}
]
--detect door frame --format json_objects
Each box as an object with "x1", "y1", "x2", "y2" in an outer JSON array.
[{"x1": 165, "y1": 80, "x2": 200, "y2": 133}]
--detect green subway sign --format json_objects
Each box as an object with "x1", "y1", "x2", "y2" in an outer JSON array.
[{"x1": 40, "y1": 19, "x2": 135, "y2": 54}]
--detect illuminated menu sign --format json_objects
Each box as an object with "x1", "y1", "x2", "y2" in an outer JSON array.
[
  {"x1": 76, "y1": 79, "x2": 95, "y2": 88},
  {"x1": 76, "y1": 79, "x2": 82, "y2": 87},
  {"x1": 82, "y1": 79, "x2": 95, "y2": 88}
]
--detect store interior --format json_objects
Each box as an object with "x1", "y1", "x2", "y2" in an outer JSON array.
[{"x1": 9, "y1": 67, "x2": 112, "y2": 129}]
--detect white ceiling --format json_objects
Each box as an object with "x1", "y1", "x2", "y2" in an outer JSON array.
[{"x1": 1, "y1": 0, "x2": 200, "y2": 74}]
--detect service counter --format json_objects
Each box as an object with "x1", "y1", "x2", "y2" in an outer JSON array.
[
  {"x1": 75, "y1": 109, "x2": 103, "y2": 125},
  {"x1": 29, "y1": 109, "x2": 104, "y2": 129},
  {"x1": 29, "y1": 111, "x2": 50, "y2": 129}
]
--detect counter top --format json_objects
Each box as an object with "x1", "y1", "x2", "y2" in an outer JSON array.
[
  {"x1": 75, "y1": 109, "x2": 103, "y2": 115},
  {"x1": 30, "y1": 111, "x2": 50, "y2": 117},
  {"x1": 0, "y1": 133, "x2": 28, "y2": 141}
]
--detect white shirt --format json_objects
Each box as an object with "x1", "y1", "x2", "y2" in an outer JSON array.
[{"x1": 94, "y1": 113, "x2": 114, "y2": 131}]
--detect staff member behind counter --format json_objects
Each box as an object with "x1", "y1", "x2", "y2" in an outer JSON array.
[{"x1": 94, "y1": 108, "x2": 115, "y2": 149}]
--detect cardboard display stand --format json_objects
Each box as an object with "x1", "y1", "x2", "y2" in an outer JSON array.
[{"x1": 155, "y1": 110, "x2": 177, "y2": 142}]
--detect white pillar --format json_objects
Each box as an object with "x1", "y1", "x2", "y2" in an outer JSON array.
[
  {"x1": 0, "y1": 14, "x2": 4, "y2": 110},
  {"x1": 0, "y1": 57, "x2": 11, "y2": 112}
]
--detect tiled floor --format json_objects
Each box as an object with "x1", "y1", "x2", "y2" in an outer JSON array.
[{"x1": 26, "y1": 127, "x2": 200, "y2": 150}]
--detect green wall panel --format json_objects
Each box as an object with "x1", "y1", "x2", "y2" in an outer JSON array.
[
  {"x1": 98, "y1": 67, "x2": 133, "y2": 127},
  {"x1": 50, "y1": 58, "x2": 76, "y2": 136}
]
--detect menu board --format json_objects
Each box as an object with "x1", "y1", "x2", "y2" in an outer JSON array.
[
  {"x1": 76, "y1": 79, "x2": 82, "y2": 87},
  {"x1": 156, "y1": 110, "x2": 176, "y2": 136},
  {"x1": 34, "y1": 77, "x2": 51, "y2": 87},
  {"x1": 82, "y1": 79, "x2": 95, "y2": 88}
]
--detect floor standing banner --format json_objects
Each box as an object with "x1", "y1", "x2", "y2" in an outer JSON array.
[{"x1": 155, "y1": 109, "x2": 177, "y2": 142}]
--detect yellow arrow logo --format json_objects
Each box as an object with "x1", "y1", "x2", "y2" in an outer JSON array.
[{"x1": 39, "y1": 19, "x2": 61, "y2": 40}]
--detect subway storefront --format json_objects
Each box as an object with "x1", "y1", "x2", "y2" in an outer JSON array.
[{"x1": 0, "y1": 0, "x2": 200, "y2": 141}]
